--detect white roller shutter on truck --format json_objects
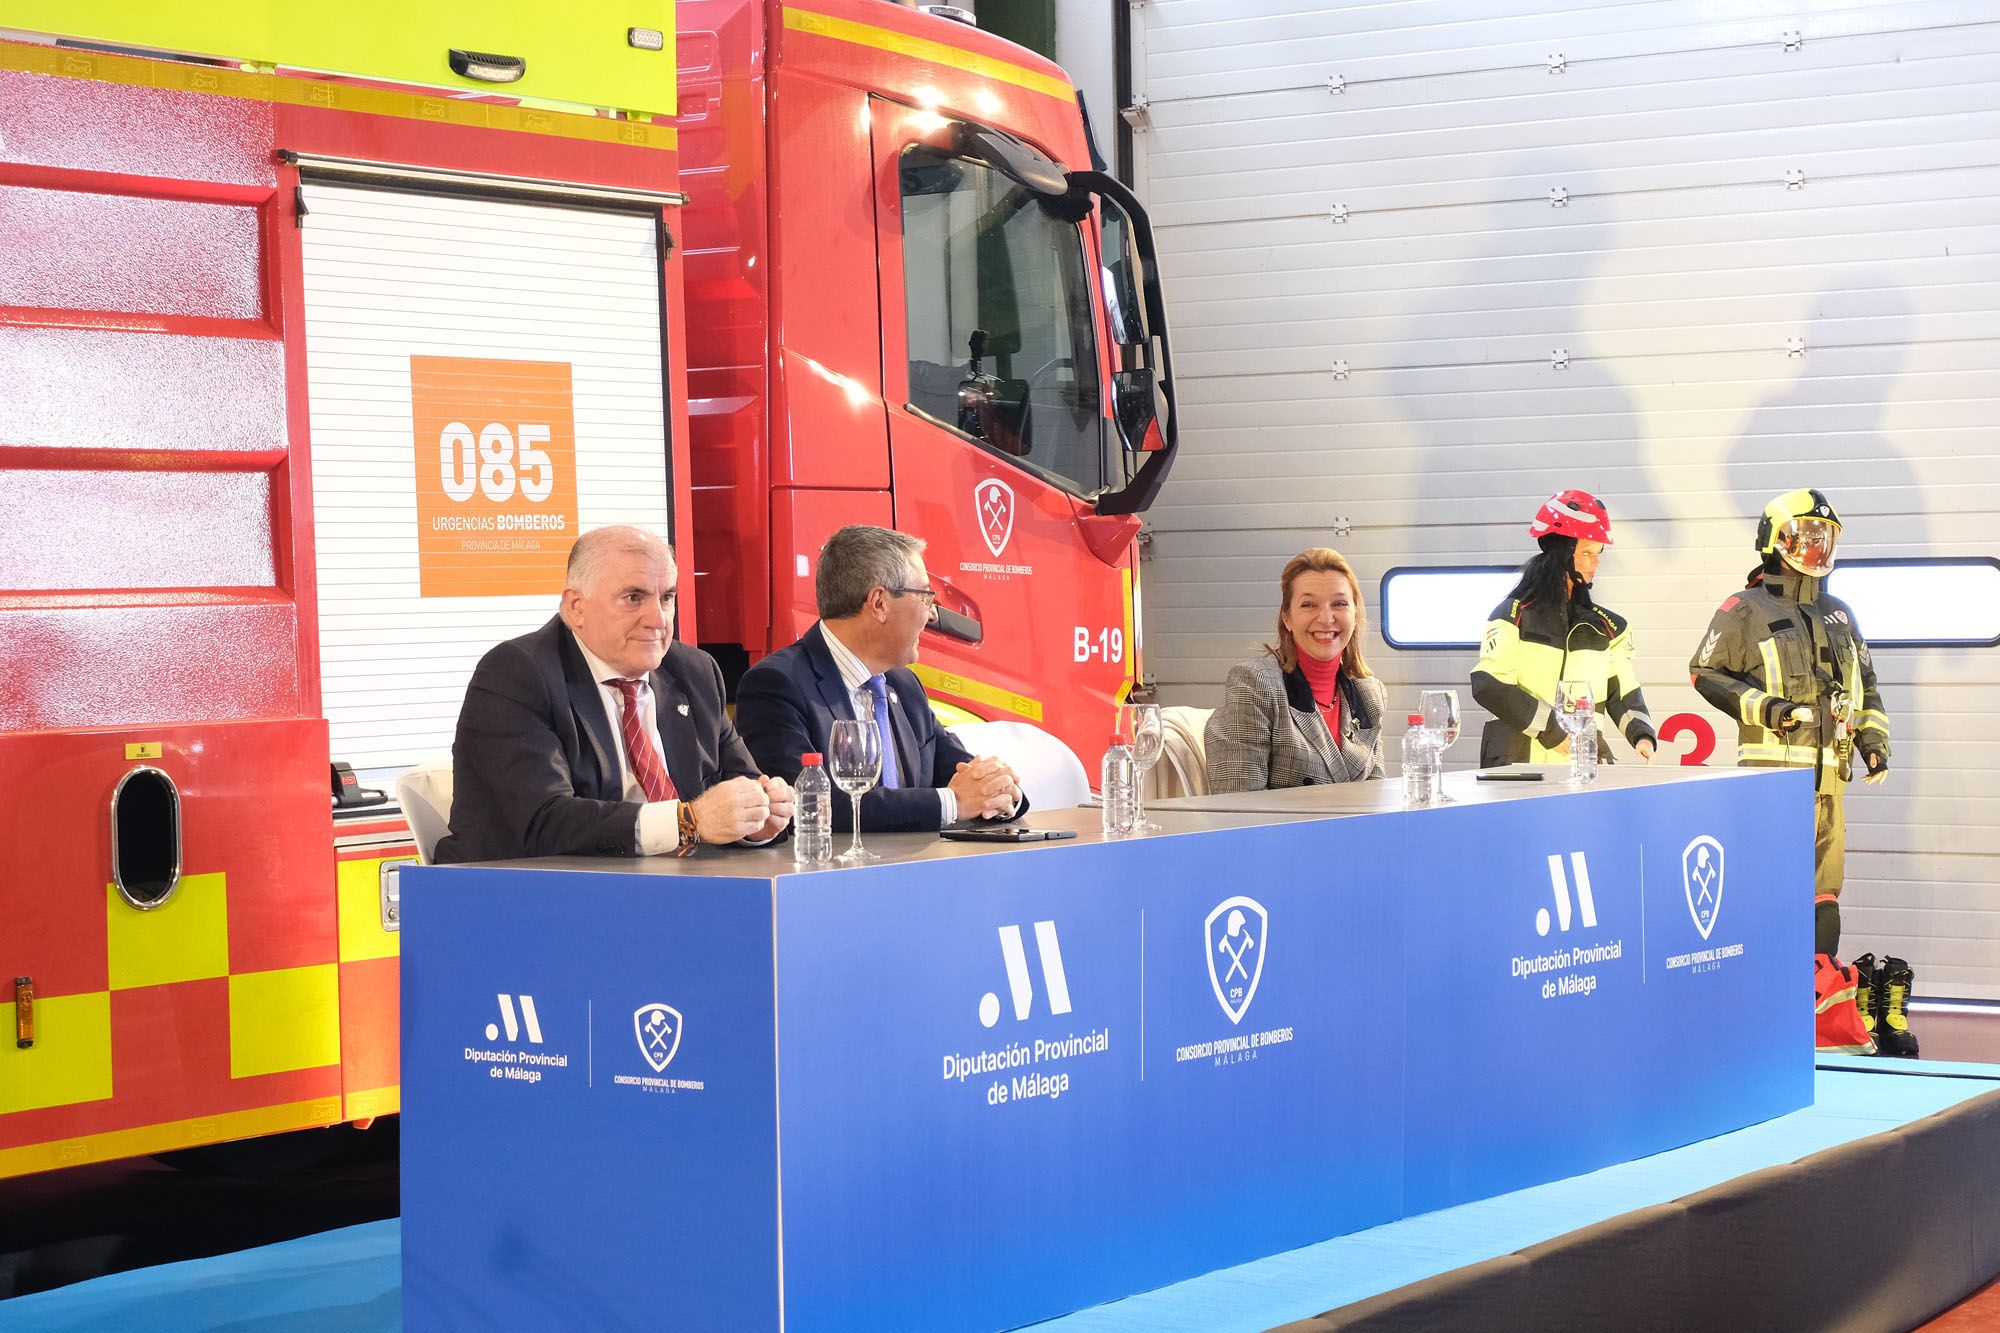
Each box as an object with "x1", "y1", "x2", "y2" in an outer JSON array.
[{"x1": 300, "y1": 183, "x2": 671, "y2": 773}]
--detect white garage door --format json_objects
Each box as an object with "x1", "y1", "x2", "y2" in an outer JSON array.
[
  {"x1": 1130, "y1": 2, "x2": 2000, "y2": 996},
  {"x1": 300, "y1": 181, "x2": 672, "y2": 773}
]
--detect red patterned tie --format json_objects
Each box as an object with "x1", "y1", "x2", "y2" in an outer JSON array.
[{"x1": 609, "y1": 678, "x2": 678, "y2": 803}]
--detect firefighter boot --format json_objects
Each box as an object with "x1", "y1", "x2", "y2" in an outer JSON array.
[
  {"x1": 1876, "y1": 956, "x2": 1920, "y2": 1059},
  {"x1": 1814, "y1": 895, "x2": 1841, "y2": 958},
  {"x1": 1850, "y1": 953, "x2": 1878, "y2": 1047}
]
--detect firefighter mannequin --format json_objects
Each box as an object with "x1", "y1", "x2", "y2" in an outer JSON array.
[
  {"x1": 1688, "y1": 489, "x2": 1889, "y2": 959},
  {"x1": 1472, "y1": 490, "x2": 1658, "y2": 768}
]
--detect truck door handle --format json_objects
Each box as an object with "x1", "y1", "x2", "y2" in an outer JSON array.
[
  {"x1": 924, "y1": 579, "x2": 983, "y2": 645},
  {"x1": 449, "y1": 49, "x2": 527, "y2": 84},
  {"x1": 931, "y1": 605, "x2": 982, "y2": 645}
]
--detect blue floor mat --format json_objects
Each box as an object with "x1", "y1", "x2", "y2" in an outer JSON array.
[
  {"x1": 7, "y1": 1065, "x2": 1994, "y2": 1333},
  {"x1": 4, "y1": 1220, "x2": 401, "y2": 1333}
]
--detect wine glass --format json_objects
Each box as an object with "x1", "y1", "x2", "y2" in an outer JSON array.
[
  {"x1": 1554, "y1": 680, "x2": 1596, "y2": 785},
  {"x1": 1418, "y1": 689, "x2": 1461, "y2": 801},
  {"x1": 827, "y1": 718, "x2": 882, "y2": 863},
  {"x1": 1128, "y1": 703, "x2": 1165, "y2": 833}
]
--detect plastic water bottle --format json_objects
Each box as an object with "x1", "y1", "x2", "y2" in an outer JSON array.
[
  {"x1": 1569, "y1": 719, "x2": 1598, "y2": 786},
  {"x1": 1402, "y1": 713, "x2": 1439, "y2": 807},
  {"x1": 1101, "y1": 727, "x2": 1138, "y2": 838},
  {"x1": 793, "y1": 752, "x2": 834, "y2": 866}
]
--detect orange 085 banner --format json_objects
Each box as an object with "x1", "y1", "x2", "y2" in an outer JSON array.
[{"x1": 410, "y1": 355, "x2": 581, "y2": 598}]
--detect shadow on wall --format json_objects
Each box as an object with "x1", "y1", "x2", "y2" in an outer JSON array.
[
  {"x1": 1722, "y1": 272, "x2": 1926, "y2": 556},
  {"x1": 1389, "y1": 157, "x2": 1661, "y2": 551},
  {"x1": 1719, "y1": 273, "x2": 1924, "y2": 885}
]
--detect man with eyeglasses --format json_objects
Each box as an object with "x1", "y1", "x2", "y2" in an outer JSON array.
[
  {"x1": 737, "y1": 524, "x2": 1027, "y2": 832},
  {"x1": 436, "y1": 524, "x2": 792, "y2": 863}
]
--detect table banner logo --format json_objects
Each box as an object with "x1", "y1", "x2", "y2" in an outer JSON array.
[
  {"x1": 634, "y1": 1003, "x2": 683, "y2": 1073},
  {"x1": 1664, "y1": 834, "x2": 1746, "y2": 975},
  {"x1": 486, "y1": 993, "x2": 543, "y2": 1044},
  {"x1": 1513, "y1": 851, "x2": 1626, "y2": 1001},
  {"x1": 1175, "y1": 896, "x2": 1293, "y2": 1066},
  {"x1": 1536, "y1": 852, "x2": 1598, "y2": 937},
  {"x1": 463, "y1": 991, "x2": 571, "y2": 1084},
  {"x1": 1682, "y1": 836, "x2": 1725, "y2": 940},
  {"x1": 1205, "y1": 896, "x2": 1267, "y2": 1025},
  {"x1": 947, "y1": 920, "x2": 1111, "y2": 1107},
  {"x1": 980, "y1": 921, "x2": 1070, "y2": 1027},
  {"x1": 613, "y1": 999, "x2": 705, "y2": 1094}
]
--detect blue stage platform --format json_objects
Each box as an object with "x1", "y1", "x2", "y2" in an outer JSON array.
[{"x1": 6, "y1": 1062, "x2": 1995, "y2": 1333}]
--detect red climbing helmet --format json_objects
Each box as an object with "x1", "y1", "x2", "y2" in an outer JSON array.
[{"x1": 1528, "y1": 489, "x2": 1613, "y2": 545}]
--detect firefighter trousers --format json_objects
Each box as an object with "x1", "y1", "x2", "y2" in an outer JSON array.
[{"x1": 1816, "y1": 793, "x2": 1846, "y2": 899}]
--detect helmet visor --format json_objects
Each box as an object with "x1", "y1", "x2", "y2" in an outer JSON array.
[{"x1": 1777, "y1": 516, "x2": 1838, "y2": 573}]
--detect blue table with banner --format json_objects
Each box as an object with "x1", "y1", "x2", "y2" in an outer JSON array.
[{"x1": 400, "y1": 765, "x2": 1813, "y2": 1331}]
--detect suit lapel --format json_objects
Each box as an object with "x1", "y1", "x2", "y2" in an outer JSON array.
[
  {"x1": 804, "y1": 624, "x2": 857, "y2": 721},
  {"x1": 1302, "y1": 709, "x2": 1340, "y2": 778},
  {"x1": 1329, "y1": 675, "x2": 1361, "y2": 781},
  {"x1": 808, "y1": 625, "x2": 919, "y2": 783},
  {"x1": 650, "y1": 656, "x2": 704, "y2": 797},
  {"x1": 557, "y1": 624, "x2": 622, "y2": 800}
]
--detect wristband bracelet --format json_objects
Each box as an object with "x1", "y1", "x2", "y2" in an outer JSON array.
[{"x1": 676, "y1": 801, "x2": 700, "y2": 857}]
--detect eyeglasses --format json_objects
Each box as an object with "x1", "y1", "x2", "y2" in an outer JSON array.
[{"x1": 887, "y1": 586, "x2": 940, "y2": 620}]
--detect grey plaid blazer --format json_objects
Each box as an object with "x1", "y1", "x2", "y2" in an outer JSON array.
[{"x1": 1204, "y1": 655, "x2": 1387, "y2": 793}]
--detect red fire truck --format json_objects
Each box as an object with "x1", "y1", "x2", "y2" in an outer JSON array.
[{"x1": 0, "y1": 0, "x2": 1174, "y2": 1176}]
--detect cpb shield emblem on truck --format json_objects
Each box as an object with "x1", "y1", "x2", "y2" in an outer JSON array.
[{"x1": 975, "y1": 478, "x2": 1015, "y2": 557}]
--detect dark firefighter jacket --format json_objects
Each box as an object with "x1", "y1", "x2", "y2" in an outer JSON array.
[{"x1": 1688, "y1": 569, "x2": 1888, "y2": 793}]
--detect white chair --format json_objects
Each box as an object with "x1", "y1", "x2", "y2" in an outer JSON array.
[
  {"x1": 948, "y1": 720, "x2": 1092, "y2": 812},
  {"x1": 1149, "y1": 706, "x2": 1215, "y2": 799},
  {"x1": 395, "y1": 764, "x2": 456, "y2": 865}
]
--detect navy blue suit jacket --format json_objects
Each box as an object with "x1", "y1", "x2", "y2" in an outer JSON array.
[
  {"x1": 735, "y1": 625, "x2": 1026, "y2": 833},
  {"x1": 436, "y1": 617, "x2": 759, "y2": 863}
]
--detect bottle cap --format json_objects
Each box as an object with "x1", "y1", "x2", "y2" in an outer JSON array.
[
  {"x1": 801, "y1": 752, "x2": 822, "y2": 764},
  {"x1": 1407, "y1": 714, "x2": 1424, "y2": 725}
]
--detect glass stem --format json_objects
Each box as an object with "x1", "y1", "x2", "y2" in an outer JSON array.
[
  {"x1": 1133, "y1": 775, "x2": 1147, "y2": 827},
  {"x1": 848, "y1": 790, "x2": 865, "y2": 858}
]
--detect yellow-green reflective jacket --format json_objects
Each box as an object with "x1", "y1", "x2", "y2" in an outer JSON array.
[{"x1": 1471, "y1": 595, "x2": 1655, "y2": 767}]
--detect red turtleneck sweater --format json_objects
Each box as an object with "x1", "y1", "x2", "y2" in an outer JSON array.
[{"x1": 1297, "y1": 651, "x2": 1343, "y2": 740}]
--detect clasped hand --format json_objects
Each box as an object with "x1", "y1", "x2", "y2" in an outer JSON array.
[
  {"x1": 949, "y1": 755, "x2": 1022, "y2": 821},
  {"x1": 690, "y1": 774, "x2": 795, "y2": 843}
]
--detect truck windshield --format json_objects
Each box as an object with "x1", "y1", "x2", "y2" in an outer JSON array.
[{"x1": 900, "y1": 146, "x2": 1103, "y2": 494}]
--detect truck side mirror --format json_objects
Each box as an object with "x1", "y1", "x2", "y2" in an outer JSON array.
[
  {"x1": 1113, "y1": 368, "x2": 1165, "y2": 454},
  {"x1": 1064, "y1": 170, "x2": 1177, "y2": 517},
  {"x1": 1099, "y1": 209, "x2": 1147, "y2": 346}
]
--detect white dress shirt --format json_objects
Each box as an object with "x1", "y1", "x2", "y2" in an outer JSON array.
[
  {"x1": 818, "y1": 623, "x2": 956, "y2": 826},
  {"x1": 572, "y1": 634, "x2": 683, "y2": 855}
]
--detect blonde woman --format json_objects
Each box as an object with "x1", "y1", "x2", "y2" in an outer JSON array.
[{"x1": 1205, "y1": 548, "x2": 1387, "y2": 792}]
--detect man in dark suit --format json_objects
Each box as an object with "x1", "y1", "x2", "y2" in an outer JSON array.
[
  {"x1": 435, "y1": 525, "x2": 792, "y2": 863},
  {"x1": 736, "y1": 524, "x2": 1024, "y2": 833}
]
